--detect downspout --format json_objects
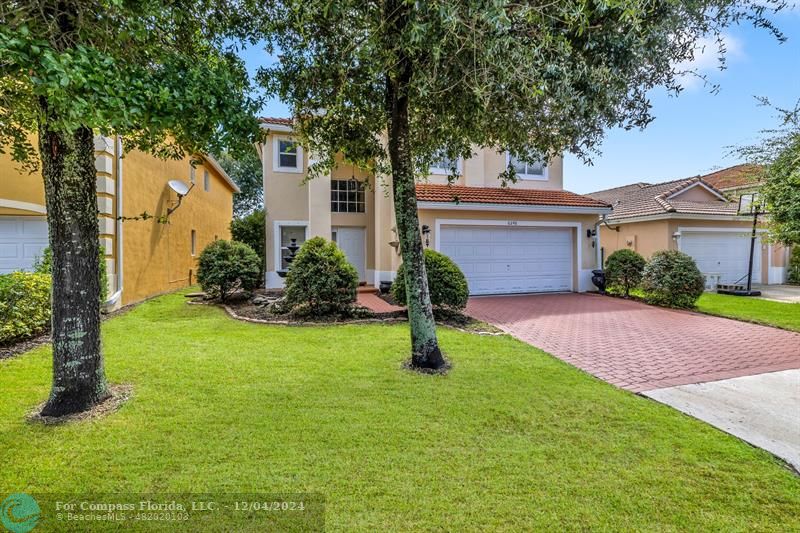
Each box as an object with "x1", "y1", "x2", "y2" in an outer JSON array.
[
  {"x1": 594, "y1": 219, "x2": 602, "y2": 269},
  {"x1": 104, "y1": 135, "x2": 124, "y2": 308}
]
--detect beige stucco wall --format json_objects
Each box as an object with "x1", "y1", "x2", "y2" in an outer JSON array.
[
  {"x1": 120, "y1": 150, "x2": 234, "y2": 305},
  {"x1": 420, "y1": 149, "x2": 564, "y2": 191},
  {"x1": 600, "y1": 217, "x2": 771, "y2": 284}
]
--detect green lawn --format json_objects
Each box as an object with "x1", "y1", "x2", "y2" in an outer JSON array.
[
  {"x1": 696, "y1": 292, "x2": 800, "y2": 332},
  {"x1": 1, "y1": 293, "x2": 798, "y2": 531}
]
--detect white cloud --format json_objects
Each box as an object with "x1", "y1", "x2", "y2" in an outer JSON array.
[{"x1": 675, "y1": 33, "x2": 744, "y2": 90}]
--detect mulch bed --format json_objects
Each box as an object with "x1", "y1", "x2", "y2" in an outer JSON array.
[
  {"x1": 0, "y1": 332, "x2": 52, "y2": 361},
  {"x1": 27, "y1": 383, "x2": 133, "y2": 425}
]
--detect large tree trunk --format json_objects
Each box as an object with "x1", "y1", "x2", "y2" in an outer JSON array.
[
  {"x1": 385, "y1": 0, "x2": 446, "y2": 370},
  {"x1": 38, "y1": 103, "x2": 110, "y2": 417}
]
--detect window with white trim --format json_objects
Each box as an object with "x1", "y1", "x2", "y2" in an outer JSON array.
[
  {"x1": 507, "y1": 153, "x2": 548, "y2": 180},
  {"x1": 331, "y1": 180, "x2": 366, "y2": 213},
  {"x1": 191, "y1": 229, "x2": 197, "y2": 256},
  {"x1": 429, "y1": 150, "x2": 462, "y2": 175},
  {"x1": 203, "y1": 169, "x2": 210, "y2": 192},
  {"x1": 189, "y1": 163, "x2": 196, "y2": 184},
  {"x1": 273, "y1": 137, "x2": 303, "y2": 172},
  {"x1": 279, "y1": 225, "x2": 306, "y2": 270}
]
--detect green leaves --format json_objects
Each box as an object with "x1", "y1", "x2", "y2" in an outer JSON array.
[
  {"x1": 0, "y1": 1, "x2": 267, "y2": 167},
  {"x1": 265, "y1": 0, "x2": 784, "y2": 174}
]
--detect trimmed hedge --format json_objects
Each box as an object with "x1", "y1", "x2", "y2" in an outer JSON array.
[
  {"x1": 605, "y1": 249, "x2": 646, "y2": 297},
  {"x1": 641, "y1": 250, "x2": 705, "y2": 309},
  {"x1": 230, "y1": 209, "x2": 266, "y2": 277},
  {"x1": 282, "y1": 237, "x2": 359, "y2": 317},
  {"x1": 788, "y1": 246, "x2": 800, "y2": 285},
  {"x1": 392, "y1": 249, "x2": 469, "y2": 311},
  {"x1": 197, "y1": 240, "x2": 262, "y2": 301},
  {"x1": 0, "y1": 272, "x2": 52, "y2": 344}
]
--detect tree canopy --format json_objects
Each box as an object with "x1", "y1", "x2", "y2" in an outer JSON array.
[
  {"x1": 735, "y1": 99, "x2": 800, "y2": 245},
  {"x1": 217, "y1": 150, "x2": 264, "y2": 216},
  {"x1": 0, "y1": 0, "x2": 265, "y2": 167},
  {"x1": 263, "y1": 0, "x2": 785, "y2": 179}
]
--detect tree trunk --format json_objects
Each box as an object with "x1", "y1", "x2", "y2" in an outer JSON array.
[
  {"x1": 384, "y1": 0, "x2": 446, "y2": 370},
  {"x1": 38, "y1": 102, "x2": 110, "y2": 417}
]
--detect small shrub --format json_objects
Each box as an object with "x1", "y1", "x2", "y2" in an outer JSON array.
[
  {"x1": 605, "y1": 249, "x2": 646, "y2": 297},
  {"x1": 392, "y1": 250, "x2": 469, "y2": 311},
  {"x1": 282, "y1": 237, "x2": 359, "y2": 317},
  {"x1": 197, "y1": 240, "x2": 261, "y2": 301},
  {"x1": 34, "y1": 246, "x2": 109, "y2": 304},
  {"x1": 0, "y1": 272, "x2": 52, "y2": 344},
  {"x1": 788, "y1": 247, "x2": 800, "y2": 285},
  {"x1": 230, "y1": 209, "x2": 266, "y2": 277},
  {"x1": 641, "y1": 250, "x2": 705, "y2": 309}
]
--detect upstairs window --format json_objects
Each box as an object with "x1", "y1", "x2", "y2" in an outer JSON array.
[
  {"x1": 331, "y1": 180, "x2": 366, "y2": 213},
  {"x1": 273, "y1": 137, "x2": 303, "y2": 173},
  {"x1": 428, "y1": 150, "x2": 462, "y2": 175},
  {"x1": 203, "y1": 169, "x2": 210, "y2": 192},
  {"x1": 189, "y1": 163, "x2": 196, "y2": 184},
  {"x1": 508, "y1": 153, "x2": 548, "y2": 180}
]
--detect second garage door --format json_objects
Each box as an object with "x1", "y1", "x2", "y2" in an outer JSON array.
[
  {"x1": 439, "y1": 225, "x2": 573, "y2": 295},
  {"x1": 680, "y1": 230, "x2": 761, "y2": 285}
]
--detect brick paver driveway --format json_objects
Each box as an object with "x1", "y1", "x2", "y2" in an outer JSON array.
[{"x1": 466, "y1": 293, "x2": 800, "y2": 392}]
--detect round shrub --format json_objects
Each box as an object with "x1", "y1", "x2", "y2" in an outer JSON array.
[
  {"x1": 196, "y1": 240, "x2": 261, "y2": 301},
  {"x1": 604, "y1": 249, "x2": 646, "y2": 297},
  {"x1": 392, "y1": 249, "x2": 469, "y2": 311},
  {"x1": 0, "y1": 272, "x2": 52, "y2": 344},
  {"x1": 283, "y1": 237, "x2": 359, "y2": 317},
  {"x1": 230, "y1": 209, "x2": 266, "y2": 277},
  {"x1": 641, "y1": 250, "x2": 705, "y2": 309}
]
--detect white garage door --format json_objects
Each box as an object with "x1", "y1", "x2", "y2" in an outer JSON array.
[
  {"x1": 440, "y1": 225, "x2": 573, "y2": 295},
  {"x1": 0, "y1": 217, "x2": 49, "y2": 274},
  {"x1": 681, "y1": 230, "x2": 761, "y2": 285}
]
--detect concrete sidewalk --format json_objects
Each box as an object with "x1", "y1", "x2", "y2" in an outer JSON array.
[{"x1": 645, "y1": 369, "x2": 800, "y2": 472}]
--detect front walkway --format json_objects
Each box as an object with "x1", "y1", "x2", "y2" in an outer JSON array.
[
  {"x1": 756, "y1": 284, "x2": 800, "y2": 303},
  {"x1": 465, "y1": 293, "x2": 800, "y2": 393}
]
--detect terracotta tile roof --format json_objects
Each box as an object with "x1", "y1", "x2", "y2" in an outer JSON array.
[
  {"x1": 700, "y1": 164, "x2": 763, "y2": 191},
  {"x1": 588, "y1": 177, "x2": 738, "y2": 221},
  {"x1": 258, "y1": 117, "x2": 293, "y2": 126},
  {"x1": 416, "y1": 184, "x2": 610, "y2": 209}
]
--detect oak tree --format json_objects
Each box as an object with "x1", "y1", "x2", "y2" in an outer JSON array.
[
  {"x1": 0, "y1": 0, "x2": 263, "y2": 416},
  {"x1": 264, "y1": 0, "x2": 783, "y2": 370}
]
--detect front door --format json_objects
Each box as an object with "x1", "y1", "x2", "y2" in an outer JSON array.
[{"x1": 333, "y1": 227, "x2": 366, "y2": 282}]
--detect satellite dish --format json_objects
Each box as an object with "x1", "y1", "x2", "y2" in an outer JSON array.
[{"x1": 168, "y1": 179, "x2": 191, "y2": 197}]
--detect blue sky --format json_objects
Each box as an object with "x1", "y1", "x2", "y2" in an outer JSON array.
[{"x1": 243, "y1": 8, "x2": 800, "y2": 194}]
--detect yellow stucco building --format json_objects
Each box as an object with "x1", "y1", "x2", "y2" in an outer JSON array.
[{"x1": 0, "y1": 135, "x2": 239, "y2": 308}]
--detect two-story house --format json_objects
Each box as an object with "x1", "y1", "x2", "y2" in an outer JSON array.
[{"x1": 258, "y1": 117, "x2": 611, "y2": 296}]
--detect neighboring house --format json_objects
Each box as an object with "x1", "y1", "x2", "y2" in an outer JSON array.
[
  {"x1": 258, "y1": 117, "x2": 611, "y2": 296},
  {"x1": 589, "y1": 165, "x2": 789, "y2": 287},
  {"x1": 0, "y1": 135, "x2": 239, "y2": 308}
]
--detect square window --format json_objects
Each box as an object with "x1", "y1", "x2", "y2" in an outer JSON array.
[{"x1": 330, "y1": 180, "x2": 365, "y2": 213}]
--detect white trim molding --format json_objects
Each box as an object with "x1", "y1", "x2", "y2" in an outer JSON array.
[
  {"x1": 272, "y1": 220, "x2": 309, "y2": 272},
  {"x1": 272, "y1": 136, "x2": 304, "y2": 174},
  {"x1": 433, "y1": 218, "x2": 584, "y2": 293},
  {"x1": 676, "y1": 226, "x2": 768, "y2": 234},
  {"x1": 0, "y1": 198, "x2": 47, "y2": 214},
  {"x1": 505, "y1": 152, "x2": 549, "y2": 181},
  {"x1": 606, "y1": 213, "x2": 752, "y2": 225},
  {"x1": 419, "y1": 201, "x2": 610, "y2": 215}
]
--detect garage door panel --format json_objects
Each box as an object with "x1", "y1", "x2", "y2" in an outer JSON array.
[
  {"x1": 0, "y1": 216, "x2": 49, "y2": 273},
  {"x1": 682, "y1": 231, "x2": 761, "y2": 285},
  {"x1": 440, "y1": 224, "x2": 573, "y2": 295}
]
